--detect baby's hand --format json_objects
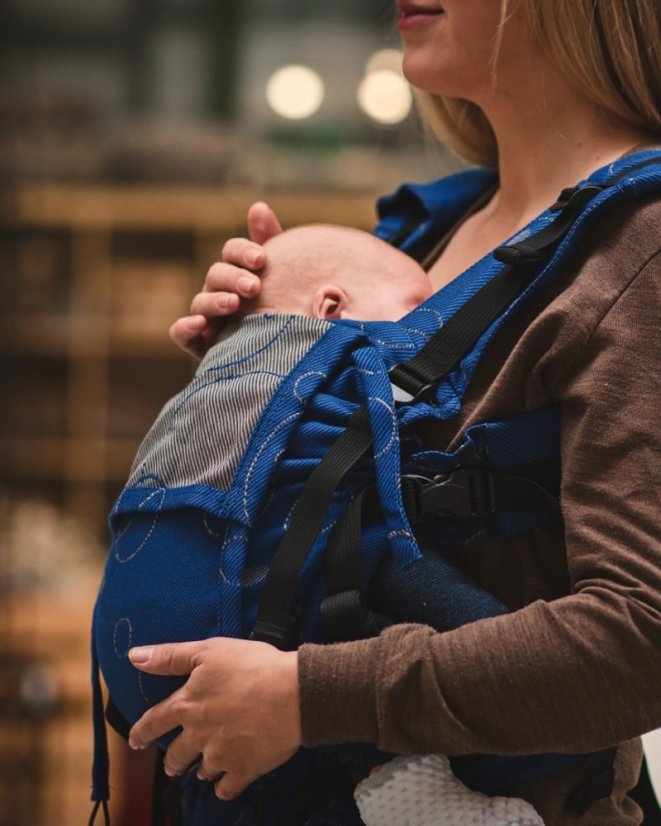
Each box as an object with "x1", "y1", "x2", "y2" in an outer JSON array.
[{"x1": 169, "y1": 203, "x2": 282, "y2": 360}]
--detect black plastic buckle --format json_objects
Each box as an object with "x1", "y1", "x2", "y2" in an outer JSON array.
[
  {"x1": 251, "y1": 619, "x2": 292, "y2": 650},
  {"x1": 390, "y1": 378, "x2": 435, "y2": 404},
  {"x1": 320, "y1": 589, "x2": 375, "y2": 643},
  {"x1": 403, "y1": 469, "x2": 496, "y2": 522},
  {"x1": 389, "y1": 363, "x2": 437, "y2": 405},
  {"x1": 550, "y1": 183, "x2": 603, "y2": 211},
  {"x1": 493, "y1": 242, "x2": 545, "y2": 268},
  {"x1": 550, "y1": 186, "x2": 579, "y2": 211}
]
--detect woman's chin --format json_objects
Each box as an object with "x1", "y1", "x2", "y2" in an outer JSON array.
[{"x1": 401, "y1": 55, "x2": 469, "y2": 99}]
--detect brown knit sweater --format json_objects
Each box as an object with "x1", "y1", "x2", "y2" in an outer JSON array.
[{"x1": 298, "y1": 193, "x2": 661, "y2": 825}]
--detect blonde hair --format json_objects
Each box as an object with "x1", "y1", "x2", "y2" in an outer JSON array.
[{"x1": 416, "y1": 0, "x2": 661, "y2": 166}]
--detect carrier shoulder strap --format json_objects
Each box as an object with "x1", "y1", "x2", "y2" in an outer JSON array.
[
  {"x1": 252, "y1": 154, "x2": 661, "y2": 649},
  {"x1": 388, "y1": 183, "x2": 600, "y2": 401}
]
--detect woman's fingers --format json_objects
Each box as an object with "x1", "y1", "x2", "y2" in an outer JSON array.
[
  {"x1": 203, "y1": 261, "x2": 262, "y2": 298},
  {"x1": 128, "y1": 695, "x2": 184, "y2": 750},
  {"x1": 246, "y1": 201, "x2": 283, "y2": 244},
  {"x1": 163, "y1": 738, "x2": 202, "y2": 778},
  {"x1": 220, "y1": 238, "x2": 267, "y2": 272},
  {"x1": 129, "y1": 639, "x2": 209, "y2": 676},
  {"x1": 168, "y1": 315, "x2": 219, "y2": 361},
  {"x1": 214, "y1": 768, "x2": 256, "y2": 801},
  {"x1": 169, "y1": 203, "x2": 279, "y2": 361},
  {"x1": 190, "y1": 290, "x2": 241, "y2": 318},
  {"x1": 128, "y1": 637, "x2": 301, "y2": 793}
]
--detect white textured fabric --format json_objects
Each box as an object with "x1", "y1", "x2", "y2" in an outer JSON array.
[{"x1": 354, "y1": 754, "x2": 545, "y2": 826}]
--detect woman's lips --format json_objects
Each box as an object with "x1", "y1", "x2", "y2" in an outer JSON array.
[{"x1": 397, "y1": 3, "x2": 444, "y2": 31}]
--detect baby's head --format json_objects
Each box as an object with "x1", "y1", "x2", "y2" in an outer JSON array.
[{"x1": 250, "y1": 224, "x2": 432, "y2": 322}]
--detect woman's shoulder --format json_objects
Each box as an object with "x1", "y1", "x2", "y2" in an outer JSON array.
[
  {"x1": 538, "y1": 183, "x2": 661, "y2": 324},
  {"x1": 594, "y1": 187, "x2": 661, "y2": 249},
  {"x1": 580, "y1": 147, "x2": 661, "y2": 261},
  {"x1": 562, "y1": 189, "x2": 661, "y2": 314}
]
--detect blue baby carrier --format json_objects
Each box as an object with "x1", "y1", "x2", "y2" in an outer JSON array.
[{"x1": 91, "y1": 150, "x2": 661, "y2": 826}]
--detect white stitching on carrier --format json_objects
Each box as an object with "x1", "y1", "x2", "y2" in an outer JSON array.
[
  {"x1": 242, "y1": 415, "x2": 300, "y2": 521},
  {"x1": 113, "y1": 617, "x2": 132, "y2": 658},
  {"x1": 293, "y1": 371, "x2": 327, "y2": 403},
  {"x1": 370, "y1": 397, "x2": 398, "y2": 460}
]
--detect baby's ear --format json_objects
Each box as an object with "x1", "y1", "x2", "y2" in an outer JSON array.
[{"x1": 311, "y1": 285, "x2": 348, "y2": 319}]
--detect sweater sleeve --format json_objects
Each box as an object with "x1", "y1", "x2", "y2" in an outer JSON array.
[{"x1": 298, "y1": 251, "x2": 661, "y2": 757}]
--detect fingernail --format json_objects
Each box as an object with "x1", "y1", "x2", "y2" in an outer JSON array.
[
  {"x1": 238, "y1": 275, "x2": 257, "y2": 295},
  {"x1": 129, "y1": 646, "x2": 154, "y2": 663},
  {"x1": 244, "y1": 249, "x2": 261, "y2": 267}
]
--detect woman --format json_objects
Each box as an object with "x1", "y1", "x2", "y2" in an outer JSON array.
[{"x1": 126, "y1": 2, "x2": 661, "y2": 824}]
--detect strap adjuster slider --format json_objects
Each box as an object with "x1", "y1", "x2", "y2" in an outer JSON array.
[{"x1": 403, "y1": 469, "x2": 496, "y2": 522}]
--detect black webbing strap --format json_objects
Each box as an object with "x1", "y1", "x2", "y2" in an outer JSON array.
[
  {"x1": 252, "y1": 405, "x2": 374, "y2": 646},
  {"x1": 151, "y1": 749, "x2": 184, "y2": 826},
  {"x1": 252, "y1": 160, "x2": 661, "y2": 650},
  {"x1": 550, "y1": 153, "x2": 661, "y2": 211},
  {"x1": 152, "y1": 749, "x2": 169, "y2": 826},
  {"x1": 320, "y1": 486, "x2": 381, "y2": 643},
  {"x1": 88, "y1": 801, "x2": 110, "y2": 826},
  {"x1": 105, "y1": 697, "x2": 131, "y2": 741}
]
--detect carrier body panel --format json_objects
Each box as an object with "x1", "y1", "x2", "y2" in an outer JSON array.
[{"x1": 91, "y1": 150, "x2": 661, "y2": 825}]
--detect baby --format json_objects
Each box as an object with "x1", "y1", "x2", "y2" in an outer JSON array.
[{"x1": 242, "y1": 223, "x2": 433, "y2": 321}]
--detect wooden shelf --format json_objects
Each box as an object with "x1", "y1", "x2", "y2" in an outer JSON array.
[
  {"x1": 5, "y1": 315, "x2": 71, "y2": 353},
  {"x1": 3, "y1": 182, "x2": 378, "y2": 531},
  {"x1": 11, "y1": 183, "x2": 379, "y2": 232},
  {"x1": 5, "y1": 315, "x2": 192, "y2": 357},
  {"x1": 2, "y1": 437, "x2": 138, "y2": 482}
]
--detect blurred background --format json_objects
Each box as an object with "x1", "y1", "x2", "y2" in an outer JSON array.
[{"x1": 0, "y1": 2, "x2": 658, "y2": 825}]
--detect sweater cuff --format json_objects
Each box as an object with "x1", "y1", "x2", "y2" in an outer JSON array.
[{"x1": 298, "y1": 637, "x2": 380, "y2": 747}]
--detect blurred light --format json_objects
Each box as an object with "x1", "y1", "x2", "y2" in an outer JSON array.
[
  {"x1": 357, "y1": 69, "x2": 412, "y2": 125},
  {"x1": 365, "y1": 48, "x2": 404, "y2": 76},
  {"x1": 266, "y1": 65, "x2": 325, "y2": 120},
  {"x1": 19, "y1": 666, "x2": 59, "y2": 717}
]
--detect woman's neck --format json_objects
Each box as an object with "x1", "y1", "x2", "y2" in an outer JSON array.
[
  {"x1": 478, "y1": 71, "x2": 656, "y2": 223},
  {"x1": 425, "y1": 79, "x2": 656, "y2": 293}
]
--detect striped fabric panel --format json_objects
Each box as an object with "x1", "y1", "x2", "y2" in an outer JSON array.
[{"x1": 127, "y1": 313, "x2": 332, "y2": 493}]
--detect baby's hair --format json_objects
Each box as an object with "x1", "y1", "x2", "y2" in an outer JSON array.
[
  {"x1": 256, "y1": 225, "x2": 403, "y2": 309},
  {"x1": 245, "y1": 223, "x2": 430, "y2": 321}
]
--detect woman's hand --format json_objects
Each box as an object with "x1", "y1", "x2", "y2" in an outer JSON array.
[
  {"x1": 127, "y1": 637, "x2": 301, "y2": 800},
  {"x1": 170, "y1": 202, "x2": 283, "y2": 360}
]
